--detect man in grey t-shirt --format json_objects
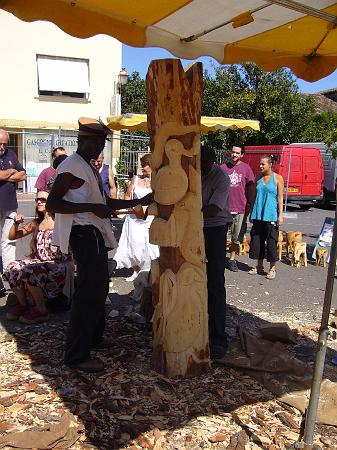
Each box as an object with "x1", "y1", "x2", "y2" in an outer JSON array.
[{"x1": 201, "y1": 145, "x2": 232, "y2": 360}]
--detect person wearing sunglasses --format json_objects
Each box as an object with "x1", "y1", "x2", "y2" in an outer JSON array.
[{"x1": 4, "y1": 191, "x2": 71, "y2": 324}]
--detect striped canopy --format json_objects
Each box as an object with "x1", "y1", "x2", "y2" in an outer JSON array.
[
  {"x1": 1, "y1": 0, "x2": 337, "y2": 81},
  {"x1": 105, "y1": 114, "x2": 260, "y2": 133}
]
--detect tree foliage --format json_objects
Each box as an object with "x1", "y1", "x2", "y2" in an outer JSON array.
[
  {"x1": 119, "y1": 71, "x2": 149, "y2": 159},
  {"x1": 202, "y1": 63, "x2": 316, "y2": 149},
  {"x1": 121, "y1": 71, "x2": 147, "y2": 114},
  {"x1": 302, "y1": 110, "x2": 337, "y2": 143},
  {"x1": 120, "y1": 65, "x2": 337, "y2": 154}
]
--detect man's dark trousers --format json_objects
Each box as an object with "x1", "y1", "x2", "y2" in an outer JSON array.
[
  {"x1": 65, "y1": 225, "x2": 109, "y2": 365},
  {"x1": 203, "y1": 225, "x2": 228, "y2": 349}
]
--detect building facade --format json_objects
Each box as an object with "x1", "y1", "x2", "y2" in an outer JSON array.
[{"x1": 0, "y1": 9, "x2": 122, "y2": 191}]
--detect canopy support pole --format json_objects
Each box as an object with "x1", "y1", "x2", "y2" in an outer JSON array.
[{"x1": 302, "y1": 199, "x2": 337, "y2": 449}]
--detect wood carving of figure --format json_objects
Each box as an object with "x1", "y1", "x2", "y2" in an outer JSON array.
[
  {"x1": 146, "y1": 59, "x2": 209, "y2": 377},
  {"x1": 149, "y1": 135, "x2": 205, "y2": 267},
  {"x1": 152, "y1": 139, "x2": 189, "y2": 205},
  {"x1": 152, "y1": 263, "x2": 208, "y2": 357}
]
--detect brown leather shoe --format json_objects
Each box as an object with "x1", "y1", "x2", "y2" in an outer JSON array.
[
  {"x1": 68, "y1": 358, "x2": 104, "y2": 373},
  {"x1": 6, "y1": 303, "x2": 28, "y2": 321}
]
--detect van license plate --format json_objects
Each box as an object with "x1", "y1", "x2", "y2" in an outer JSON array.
[{"x1": 287, "y1": 188, "x2": 299, "y2": 193}]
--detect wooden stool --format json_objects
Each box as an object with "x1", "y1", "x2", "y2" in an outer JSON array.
[
  {"x1": 277, "y1": 231, "x2": 286, "y2": 260},
  {"x1": 316, "y1": 247, "x2": 328, "y2": 268},
  {"x1": 238, "y1": 235, "x2": 250, "y2": 255},
  {"x1": 286, "y1": 231, "x2": 302, "y2": 258},
  {"x1": 243, "y1": 235, "x2": 251, "y2": 254},
  {"x1": 291, "y1": 242, "x2": 307, "y2": 267}
]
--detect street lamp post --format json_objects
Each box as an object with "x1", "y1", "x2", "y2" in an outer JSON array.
[
  {"x1": 110, "y1": 68, "x2": 129, "y2": 178},
  {"x1": 112, "y1": 68, "x2": 128, "y2": 116}
]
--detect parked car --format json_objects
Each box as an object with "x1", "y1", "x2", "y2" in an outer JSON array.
[
  {"x1": 291, "y1": 142, "x2": 336, "y2": 208},
  {"x1": 243, "y1": 145, "x2": 324, "y2": 209}
]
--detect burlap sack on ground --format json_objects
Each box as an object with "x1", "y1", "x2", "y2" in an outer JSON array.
[
  {"x1": 220, "y1": 329, "x2": 337, "y2": 426},
  {"x1": 0, "y1": 412, "x2": 83, "y2": 449}
]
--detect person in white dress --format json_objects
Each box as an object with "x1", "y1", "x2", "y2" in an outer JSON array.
[{"x1": 114, "y1": 154, "x2": 159, "y2": 280}]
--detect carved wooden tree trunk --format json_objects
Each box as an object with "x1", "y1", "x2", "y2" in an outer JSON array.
[{"x1": 146, "y1": 59, "x2": 210, "y2": 377}]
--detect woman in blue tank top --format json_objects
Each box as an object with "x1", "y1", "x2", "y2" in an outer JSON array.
[{"x1": 248, "y1": 155, "x2": 284, "y2": 279}]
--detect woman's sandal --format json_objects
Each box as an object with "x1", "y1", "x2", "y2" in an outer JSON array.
[
  {"x1": 266, "y1": 267, "x2": 276, "y2": 279},
  {"x1": 248, "y1": 266, "x2": 264, "y2": 275}
]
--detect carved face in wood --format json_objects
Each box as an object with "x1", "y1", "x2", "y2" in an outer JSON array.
[{"x1": 153, "y1": 139, "x2": 188, "y2": 205}]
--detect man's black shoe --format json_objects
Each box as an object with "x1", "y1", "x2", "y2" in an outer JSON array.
[
  {"x1": 227, "y1": 260, "x2": 239, "y2": 272},
  {"x1": 210, "y1": 344, "x2": 228, "y2": 360},
  {"x1": 92, "y1": 339, "x2": 114, "y2": 351},
  {"x1": 0, "y1": 288, "x2": 7, "y2": 298},
  {"x1": 67, "y1": 358, "x2": 104, "y2": 373}
]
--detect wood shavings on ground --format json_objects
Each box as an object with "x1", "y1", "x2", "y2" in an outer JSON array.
[{"x1": 0, "y1": 313, "x2": 336, "y2": 450}]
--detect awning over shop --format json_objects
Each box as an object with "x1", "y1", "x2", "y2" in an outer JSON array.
[
  {"x1": 0, "y1": 118, "x2": 78, "y2": 131},
  {"x1": 106, "y1": 114, "x2": 260, "y2": 133}
]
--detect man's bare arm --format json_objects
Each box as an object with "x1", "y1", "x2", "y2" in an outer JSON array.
[
  {"x1": 8, "y1": 170, "x2": 27, "y2": 182},
  {"x1": 124, "y1": 176, "x2": 136, "y2": 200},
  {"x1": 47, "y1": 172, "x2": 111, "y2": 218},
  {"x1": 105, "y1": 192, "x2": 153, "y2": 211},
  {"x1": 0, "y1": 168, "x2": 17, "y2": 181},
  {"x1": 108, "y1": 167, "x2": 117, "y2": 199},
  {"x1": 244, "y1": 181, "x2": 255, "y2": 216}
]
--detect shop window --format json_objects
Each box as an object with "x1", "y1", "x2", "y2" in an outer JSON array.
[{"x1": 37, "y1": 55, "x2": 90, "y2": 99}]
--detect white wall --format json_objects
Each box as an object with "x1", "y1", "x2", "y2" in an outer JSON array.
[{"x1": 0, "y1": 9, "x2": 122, "y2": 124}]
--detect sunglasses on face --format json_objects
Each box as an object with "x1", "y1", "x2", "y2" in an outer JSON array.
[{"x1": 35, "y1": 197, "x2": 47, "y2": 203}]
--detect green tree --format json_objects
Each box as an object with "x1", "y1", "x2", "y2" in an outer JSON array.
[
  {"x1": 121, "y1": 66, "x2": 317, "y2": 152},
  {"x1": 118, "y1": 71, "x2": 149, "y2": 168},
  {"x1": 202, "y1": 63, "x2": 316, "y2": 150},
  {"x1": 302, "y1": 110, "x2": 337, "y2": 145},
  {"x1": 121, "y1": 71, "x2": 147, "y2": 114}
]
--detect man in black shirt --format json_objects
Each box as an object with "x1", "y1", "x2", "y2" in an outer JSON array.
[{"x1": 0, "y1": 129, "x2": 26, "y2": 295}]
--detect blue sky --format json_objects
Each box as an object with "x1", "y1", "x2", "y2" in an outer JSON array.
[{"x1": 123, "y1": 45, "x2": 337, "y2": 94}]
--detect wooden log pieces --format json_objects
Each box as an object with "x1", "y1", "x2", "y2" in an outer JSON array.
[{"x1": 146, "y1": 59, "x2": 210, "y2": 377}]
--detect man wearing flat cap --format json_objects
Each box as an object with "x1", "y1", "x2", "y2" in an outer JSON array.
[{"x1": 47, "y1": 117, "x2": 152, "y2": 373}]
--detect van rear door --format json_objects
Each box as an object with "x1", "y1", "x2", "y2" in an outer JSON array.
[
  {"x1": 280, "y1": 148, "x2": 302, "y2": 197},
  {"x1": 301, "y1": 149, "x2": 323, "y2": 197}
]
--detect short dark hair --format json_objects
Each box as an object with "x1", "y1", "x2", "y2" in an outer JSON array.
[
  {"x1": 232, "y1": 143, "x2": 244, "y2": 154},
  {"x1": 201, "y1": 144, "x2": 217, "y2": 163},
  {"x1": 53, "y1": 154, "x2": 68, "y2": 169},
  {"x1": 51, "y1": 147, "x2": 66, "y2": 158}
]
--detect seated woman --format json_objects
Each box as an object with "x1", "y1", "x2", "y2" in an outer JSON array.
[{"x1": 4, "y1": 191, "x2": 71, "y2": 324}]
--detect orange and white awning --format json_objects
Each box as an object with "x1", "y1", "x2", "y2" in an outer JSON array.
[{"x1": 1, "y1": 0, "x2": 337, "y2": 81}]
